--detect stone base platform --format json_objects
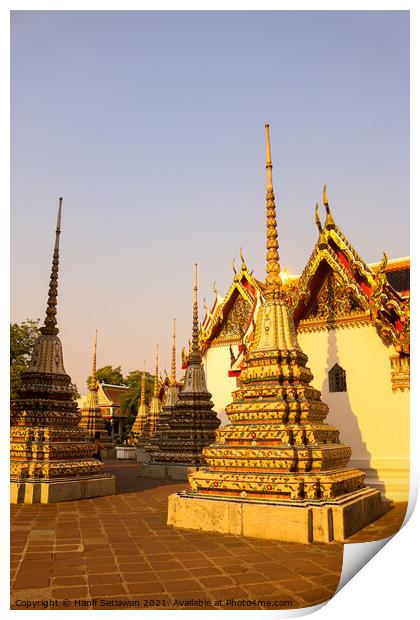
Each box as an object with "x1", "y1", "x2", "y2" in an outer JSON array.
[
  {"x1": 10, "y1": 474, "x2": 116, "y2": 505},
  {"x1": 135, "y1": 447, "x2": 151, "y2": 463},
  {"x1": 141, "y1": 461, "x2": 202, "y2": 481},
  {"x1": 115, "y1": 446, "x2": 136, "y2": 460},
  {"x1": 167, "y1": 487, "x2": 382, "y2": 543}
]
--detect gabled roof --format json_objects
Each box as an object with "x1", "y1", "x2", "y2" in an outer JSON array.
[
  {"x1": 97, "y1": 383, "x2": 128, "y2": 406},
  {"x1": 199, "y1": 257, "x2": 264, "y2": 354},
  {"x1": 289, "y1": 198, "x2": 409, "y2": 354}
]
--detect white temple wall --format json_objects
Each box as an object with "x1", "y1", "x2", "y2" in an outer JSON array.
[
  {"x1": 202, "y1": 345, "x2": 236, "y2": 426},
  {"x1": 297, "y1": 325, "x2": 409, "y2": 502}
]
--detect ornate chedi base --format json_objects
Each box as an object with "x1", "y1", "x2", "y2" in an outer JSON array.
[{"x1": 167, "y1": 125, "x2": 382, "y2": 542}]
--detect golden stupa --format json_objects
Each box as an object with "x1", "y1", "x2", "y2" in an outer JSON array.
[
  {"x1": 168, "y1": 126, "x2": 382, "y2": 542},
  {"x1": 127, "y1": 364, "x2": 149, "y2": 446},
  {"x1": 79, "y1": 330, "x2": 114, "y2": 452},
  {"x1": 144, "y1": 345, "x2": 162, "y2": 451}
]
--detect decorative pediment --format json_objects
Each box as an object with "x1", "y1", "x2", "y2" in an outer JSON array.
[
  {"x1": 303, "y1": 271, "x2": 365, "y2": 324},
  {"x1": 200, "y1": 256, "x2": 263, "y2": 352},
  {"x1": 215, "y1": 294, "x2": 253, "y2": 343}
]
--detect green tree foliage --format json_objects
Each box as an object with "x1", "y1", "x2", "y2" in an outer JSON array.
[
  {"x1": 10, "y1": 319, "x2": 41, "y2": 399},
  {"x1": 86, "y1": 365, "x2": 124, "y2": 388},
  {"x1": 120, "y1": 370, "x2": 155, "y2": 430}
]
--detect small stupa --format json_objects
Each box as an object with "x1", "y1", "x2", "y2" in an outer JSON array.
[
  {"x1": 142, "y1": 266, "x2": 220, "y2": 480},
  {"x1": 10, "y1": 198, "x2": 116, "y2": 504},
  {"x1": 168, "y1": 127, "x2": 382, "y2": 541},
  {"x1": 79, "y1": 330, "x2": 114, "y2": 455},
  {"x1": 127, "y1": 364, "x2": 149, "y2": 446},
  {"x1": 144, "y1": 345, "x2": 162, "y2": 450}
]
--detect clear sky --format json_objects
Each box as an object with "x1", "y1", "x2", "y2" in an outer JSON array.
[{"x1": 11, "y1": 10, "x2": 409, "y2": 393}]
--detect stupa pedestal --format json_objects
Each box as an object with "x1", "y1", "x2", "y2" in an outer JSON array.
[
  {"x1": 10, "y1": 199, "x2": 115, "y2": 504},
  {"x1": 141, "y1": 462, "x2": 202, "y2": 481},
  {"x1": 167, "y1": 126, "x2": 382, "y2": 541}
]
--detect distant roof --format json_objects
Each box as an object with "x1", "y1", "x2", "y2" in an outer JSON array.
[{"x1": 98, "y1": 383, "x2": 128, "y2": 406}]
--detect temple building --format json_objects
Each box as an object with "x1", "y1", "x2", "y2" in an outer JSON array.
[
  {"x1": 168, "y1": 124, "x2": 383, "y2": 542},
  {"x1": 142, "y1": 266, "x2": 220, "y2": 480},
  {"x1": 10, "y1": 199, "x2": 115, "y2": 504},
  {"x1": 79, "y1": 331, "x2": 114, "y2": 455},
  {"x1": 79, "y1": 382, "x2": 129, "y2": 443},
  {"x1": 199, "y1": 201, "x2": 409, "y2": 503},
  {"x1": 97, "y1": 383, "x2": 128, "y2": 442}
]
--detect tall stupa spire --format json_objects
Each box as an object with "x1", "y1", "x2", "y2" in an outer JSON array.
[
  {"x1": 170, "y1": 318, "x2": 177, "y2": 386},
  {"x1": 146, "y1": 345, "x2": 162, "y2": 444},
  {"x1": 264, "y1": 124, "x2": 282, "y2": 297},
  {"x1": 140, "y1": 363, "x2": 146, "y2": 407},
  {"x1": 90, "y1": 329, "x2": 98, "y2": 391},
  {"x1": 190, "y1": 263, "x2": 201, "y2": 362},
  {"x1": 41, "y1": 197, "x2": 62, "y2": 336},
  {"x1": 153, "y1": 345, "x2": 159, "y2": 397}
]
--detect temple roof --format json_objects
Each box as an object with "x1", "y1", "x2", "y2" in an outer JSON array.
[
  {"x1": 97, "y1": 383, "x2": 128, "y2": 406},
  {"x1": 199, "y1": 254, "x2": 264, "y2": 354},
  {"x1": 200, "y1": 194, "x2": 409, "y2": 358}
]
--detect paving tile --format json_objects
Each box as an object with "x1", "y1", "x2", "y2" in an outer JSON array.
[
  {"x1": 89, "y1": 583, "x2": 128, "y2": 596},
  {"x1": 51, "y1": 586, "x2": 89, "y2": 599},
  {"x1": 51, "y1": 576, "x2": 87, "y2": 586},
  {"x1": 296, "y1": 587, "x2": 333, "y2": 605},
  {"x1": 51, "y1": 566, "x2": 86, "y2": 577},
  {"x1": 125, "y1": 581, "x2": 165, "y2": 595},
  {"x1": 87, "y1": 573, "x2": 122, "y2": 584}
]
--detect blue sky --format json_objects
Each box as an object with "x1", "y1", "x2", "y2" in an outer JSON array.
[{"x1": 10, "y1": 10, "x2": 409, "y2": 391}]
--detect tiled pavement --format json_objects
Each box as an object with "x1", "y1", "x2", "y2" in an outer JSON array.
[{"x1": 10, "y1": 460, "x2": 407, "y2": 611}]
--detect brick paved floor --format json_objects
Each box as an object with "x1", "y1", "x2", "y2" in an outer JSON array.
[{"x1": 10, "y1": 460, "x2": 406, "y2": 611}]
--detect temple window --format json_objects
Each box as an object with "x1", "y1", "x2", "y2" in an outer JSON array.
[{"x1": 328, "y1": 364, "x2": 347, "y2": 393}]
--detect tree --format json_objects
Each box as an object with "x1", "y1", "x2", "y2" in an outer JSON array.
[
  {"x1": 10, "y1": 319, "x2": 41, "y2": 399},
  {"x1": 86, "y1": 365, "x2": 124, "y2": 388}
]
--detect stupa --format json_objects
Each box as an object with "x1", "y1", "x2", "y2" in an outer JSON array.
[
  {"x1": 144, "y1": 345, "x2": 162, "y2": 450},
  {"x1": 142, "y1": 266, "x2": 220, "y2": 480},
  {"x1": 10, "y1": 199, "x2": 116, "y2": 504},
  {"x1": 149, "y1": 319, "x2": 180, "y2": 454},
  {"x1": 79, "y1": 330, "x2": 115, "y2": 456},
  {"x1": 127, "y1": 365, "x2": 149, "y2": 446},
  {"x1": 168, "y1": 127, "x2": 382, "y2": 542}
]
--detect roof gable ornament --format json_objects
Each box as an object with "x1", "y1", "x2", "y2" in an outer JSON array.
[
  {"x1": 315, "y1": 203, "x2": 328, "y2": 249},
  {"x1": 323, "y1": 184, "x2": 336, "y2": 230}
]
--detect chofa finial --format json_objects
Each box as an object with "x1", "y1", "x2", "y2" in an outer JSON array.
[
  {"x1": 322, "y1": 184, "x2": 335, "y2": 230},
  {"x1": 315, "y1": 203, "x2": 328, "y2": 248},
  {"x1": 240, "y1": 246, "x2": 247, "y2": 271},
  {"x1": 315, "y1": 203, "x2": 322, "y2": 233}
]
